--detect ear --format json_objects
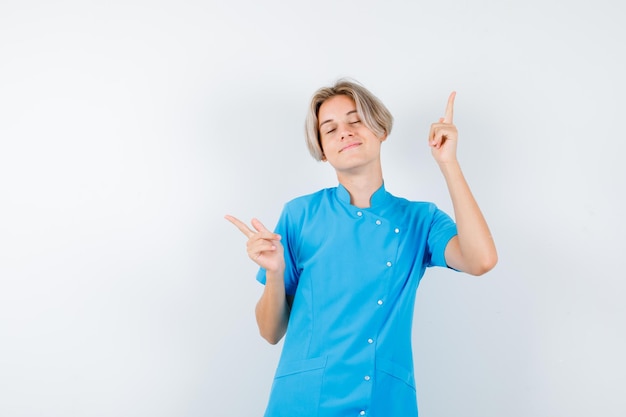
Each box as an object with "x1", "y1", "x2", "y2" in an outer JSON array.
[
  {"x1": 379, "y1": 132, "x2": 388, "y2": 143},
  {"x1": 321, "y1": 153, "x2": 327, "y2": 162}
]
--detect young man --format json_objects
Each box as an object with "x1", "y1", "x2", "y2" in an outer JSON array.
[{"x1": 226, "y1": 79, "x2": 497, "y2": 417}]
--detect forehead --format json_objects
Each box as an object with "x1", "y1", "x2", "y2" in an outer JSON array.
[{"x1": 318, "y1": 95, "x2": 356, "y2": 120}]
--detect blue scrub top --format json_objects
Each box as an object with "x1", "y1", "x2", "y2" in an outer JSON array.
[{"x1": 257, "y1": 183, "x2": 458, "y2": 417}]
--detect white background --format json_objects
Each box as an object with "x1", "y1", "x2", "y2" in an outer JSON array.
[{"x1": 1, "y1": 1, "x2": 624, "y2": 416}]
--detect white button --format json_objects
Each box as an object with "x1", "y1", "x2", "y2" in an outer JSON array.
[
  {"x1": 364, "y1": 375, "x2": 371, "y2": 381},
  {"x1": 386, "y1": 261, "x2": 392, "y2": 267},
  {"x1": 376, "y1": 220, "x2": 381, "y2": 225},
  {"x1": 360, "y1": 412, "x2": 366, "y2": 416},
  {"x1": 357, "y1": 211, "x2": 363, "y2": 217},
  {"x1": 367, "y1": 338, "x2": 374, "y2": 344},
  {"x1": 394, "y1": 228, "x2": 400, "y2": 233},
  {"x1": 377, "y1": 300, "x2": 383, "y2": 305}
]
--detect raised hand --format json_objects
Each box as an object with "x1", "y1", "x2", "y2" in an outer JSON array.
[
  {"x1": 428, "y1": 91, "x2": 459, "y2": 164},
  {"x1": 225, "y1": 215, "x2": 285, "y2": 274}
]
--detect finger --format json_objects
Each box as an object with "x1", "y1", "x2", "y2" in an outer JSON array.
[
  {"x1": 429, "y1": 126, "x2": 441, "y2": 147},
  {"x1": 444, "y1": 91, "x2": 456, "y2": 123},
  {"x1": 429, "y1": 124, "x2": 438, "y2": 145},
  {"x1": 251, "y1": 218, "x2": 282, "y2": 242},
  {"x1": 430, "y1": 125, "x2": 456, "y2": 148},
  {"x1": 224, "y1": 214, "x2": 254, "y2": 238},
  {"x1": 251, "y1": 218, "x2": 268, "y2": 232},
  {"x1": 432, "y1": 133, "x2": 443, "y2": 149},
  {"x1": 251, "y1": 218, "x2": 280, "y2": 239},
  {"x1": 248, "y1": 240, "x2": 278, "y2": 254}
]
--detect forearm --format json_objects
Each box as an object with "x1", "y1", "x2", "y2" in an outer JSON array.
[
  {"x1": 255, "y1": 270, "x2": 290, "y2": 344},
  {"x1": 439, "y1": 161, "x2": 497, "y2": 275}
]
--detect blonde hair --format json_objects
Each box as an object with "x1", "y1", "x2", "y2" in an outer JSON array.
[{"x1": 304, "y1": 78, "x2": 394, "y2": 161}]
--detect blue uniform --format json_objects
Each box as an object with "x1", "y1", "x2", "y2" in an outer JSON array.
[{"x1": 257, "y1": 183, "x2": 458, "y2": 417}]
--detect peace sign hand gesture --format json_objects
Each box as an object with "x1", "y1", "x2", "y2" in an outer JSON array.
[
  {"x1": 429, "y1": 91, "x2": 459, "y2": 164},
  {"x1": 225, "y1": 215, "x2": 286, "y2": 274}
]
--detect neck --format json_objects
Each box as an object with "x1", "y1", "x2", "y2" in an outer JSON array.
[{"x1": 337, "y1": 171, "x2": 384, "y2": 208}]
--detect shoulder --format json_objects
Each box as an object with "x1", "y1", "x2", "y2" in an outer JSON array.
[
  {"x1": 285, "y1": 187, "x2": 336, "y2": 210},
  {"x1": 386, "y1": 192, "x2": 440, "y2": 215},
  {"x1": 278, "y1": 188, "x2": 336, "y2": 233},
  {"x1": 384, "y1": 192, "x2": 453, "y2": 230}
]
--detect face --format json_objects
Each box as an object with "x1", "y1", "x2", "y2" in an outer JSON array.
[{"x1": 318, "y1": 95, "x2": 386, "y2": 174}]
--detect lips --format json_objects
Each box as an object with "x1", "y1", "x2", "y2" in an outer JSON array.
[{"x1": 339, "y1": 142, "x2": 362, "y2": 152}]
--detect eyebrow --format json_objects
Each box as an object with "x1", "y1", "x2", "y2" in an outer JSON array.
[{"x1": 319, "y1": 110, "x2": 358, "y2": 128}]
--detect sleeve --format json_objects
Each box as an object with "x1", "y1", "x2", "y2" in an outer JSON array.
[
  {"x1": 426, "y1": 205, "x2": 458, "y2": 268},
  {"x1": 255, "y1": 203, "x2": 300, "y2": 295}
]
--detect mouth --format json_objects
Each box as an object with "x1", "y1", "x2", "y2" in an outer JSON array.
[{"x1": 339, "y1": 142, "x2": 362, "y2": 153}]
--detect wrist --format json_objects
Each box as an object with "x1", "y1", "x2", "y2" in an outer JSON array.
[
  {"x1": 265, "y1": 267, "x2": 285, "y2": 283},
  {"x1": 437, "y1": 159, "x2": 461, "y2": 172}
]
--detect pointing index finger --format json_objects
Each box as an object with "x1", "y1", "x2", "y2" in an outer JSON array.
[{"x1": 444, "y1": 91, "x2": 456, "y2": 123}]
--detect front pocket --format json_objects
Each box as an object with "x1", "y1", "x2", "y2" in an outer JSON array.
[
  {"x1": 264, "y1": 356, "x2": 327, "y2": 417},
  {"x1": 376, "y1": 357, "x2": 416, "y2": 389},
  {"x1": 371, "y1": 358, "x2": 418, "y2": 417},
  {"x1": 274, "y1": 356, "x2": 327, "y2": 378}
]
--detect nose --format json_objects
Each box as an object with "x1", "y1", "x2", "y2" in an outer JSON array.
[{"x1": 339, "y1": 123, "x2": 354, "y2": 140}]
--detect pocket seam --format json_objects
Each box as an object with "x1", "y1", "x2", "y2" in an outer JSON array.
[{"x1": 275, "y1": 356, "x2": 327, "y2": 379}]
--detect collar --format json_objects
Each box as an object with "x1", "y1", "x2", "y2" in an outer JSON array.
[{"x1": 336, "y1": 182, "x2": 389, "y2": 209}]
